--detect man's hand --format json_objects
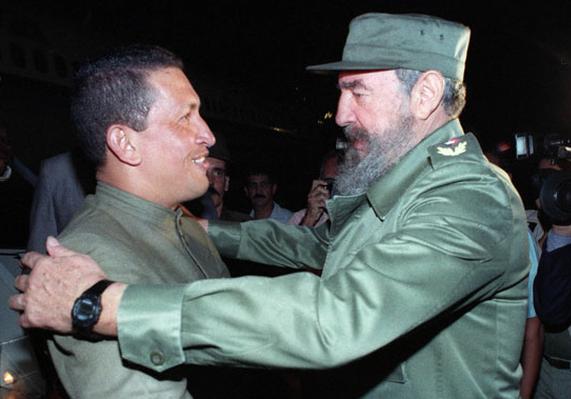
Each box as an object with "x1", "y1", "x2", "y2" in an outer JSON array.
[
  {"x1": 9, "y1": 236, "x2": 107, "y2": 332},
  {"x1": 300, "y1": 179, "x2": 330, "y2": 227}
]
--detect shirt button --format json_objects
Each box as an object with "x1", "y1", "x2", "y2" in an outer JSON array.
[{"x1": 150, "y1": 351, "x2": 165, "y2": 365}]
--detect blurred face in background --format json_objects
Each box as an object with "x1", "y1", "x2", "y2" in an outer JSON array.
[
  {"x1": 245, "y1": 174, "x2": 276, "y2": 209},
  {"x1": 206, "y1": 157, "x2": 229, "y2": 208}
]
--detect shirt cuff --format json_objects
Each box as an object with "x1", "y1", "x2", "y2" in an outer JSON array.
[{"x1": 117, "y1": 284, "x2": 187, "y2": 372}]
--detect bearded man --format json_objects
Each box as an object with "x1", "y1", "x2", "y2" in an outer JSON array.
[{"x1": 14, "y1": 13, "x2": 529, "y2": 398}]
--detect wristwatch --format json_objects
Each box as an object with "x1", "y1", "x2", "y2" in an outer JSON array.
[{"x1": 71, "y1": 279, "x2": 114, "y2": 337}]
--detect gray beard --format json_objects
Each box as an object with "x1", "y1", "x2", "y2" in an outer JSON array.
[{"x1": 334, "y1": 115, "x2": 416, "y2": 196}]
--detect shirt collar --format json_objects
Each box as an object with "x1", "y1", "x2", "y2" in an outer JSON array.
[{"x1": 95, "y1": 181, "x2": 178, "y2": 226}]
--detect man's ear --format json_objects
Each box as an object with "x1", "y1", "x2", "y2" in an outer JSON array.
[
  {"x1": 224, "y1": 176, "x2": 230, "y2": 192},
  {"x1": 106, "y1": 125, "x2": 141, "y2": 166},
  {"x1": 409, "y1": 71, "x2": 445, "y2": 120}
]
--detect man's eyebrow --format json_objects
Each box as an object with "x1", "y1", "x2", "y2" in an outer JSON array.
[
  {"x1": 337, "y1": 79, "x2": 368, "y2": 90},
  {"x1": 178, "y1": 101, "x2": 199, "y2": 115}
]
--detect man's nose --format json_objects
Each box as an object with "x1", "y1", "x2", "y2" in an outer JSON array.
[
  {"x1": 198, "y1": 116, "x2": 215, "y2": 148},
  {"x1": 335, "y1": 92, "x2": 354, "y2": 128}
]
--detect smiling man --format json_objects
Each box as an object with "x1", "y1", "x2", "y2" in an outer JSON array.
[
  {"x1": 38, "y1": 45, "x2": 229, "y2": 398},
  {"x1": 14, "y1": 14, "x2": 530, "y2": 398}
]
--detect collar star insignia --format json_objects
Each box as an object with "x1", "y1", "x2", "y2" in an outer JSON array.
[{"x1": 436, "y1": 140, "x2": 467, "y2": 156}]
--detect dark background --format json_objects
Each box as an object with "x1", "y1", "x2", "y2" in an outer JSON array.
[{"x1": 2, "y1": 0, "x2": 571, "y2": 231}]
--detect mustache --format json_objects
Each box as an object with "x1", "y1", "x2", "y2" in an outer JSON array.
[
  {"x1": 343, "y1": 126, "x2": 368, "y2": 142},
  {"x1": 253, "y1": 194, "x2": 266, "y2": 199}
]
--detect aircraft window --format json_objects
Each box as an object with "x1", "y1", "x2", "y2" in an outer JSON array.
[
  {"x1": 9, "y1": 43, "x2": 26, "y2": 68},
  {"x1": 33, "y1": 49, "x2": 48, "y2": 73},
  {"x1": 54, "y1": 54, "x2": 68, "y2": 78}
]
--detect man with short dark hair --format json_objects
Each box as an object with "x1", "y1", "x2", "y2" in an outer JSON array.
[
  {"x1": 244, "y1": 166, "x2": 292, "y2": 222},
  {"x1": 38, "y1": 45, "x2": 229, "y2": 398},
  {"x1": 14, "y1": 13, "x2": 529, "y2": 398}
]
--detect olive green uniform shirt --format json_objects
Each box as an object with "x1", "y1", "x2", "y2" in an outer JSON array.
[
  {"x1": 118, "y1": 120, "x2": 529, "y2": 398},
  {"x1": 49, "y1": 183, "x2": 229, "y2": 398}
]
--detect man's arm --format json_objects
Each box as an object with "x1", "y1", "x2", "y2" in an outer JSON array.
[
  {"x1": 519, "y1": 317, "x2": 543, "y2": 399},
  {"x1": 10, "y1": 236, "x2": 124, "y2": 335},
  {"x1": 210, "y1": 218, "x2": 329, "y2": 270},
  {"x1": 298, "y1": 179, "x2": 330, "y2": 227}
]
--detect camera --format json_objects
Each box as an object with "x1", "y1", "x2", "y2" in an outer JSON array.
[
  {"x1": 322, "y1": 178, "x2": 335, "y2": 194},
  {"x1": 515, "y1": 132, "x2": 571, "y2": 225},
  {"x1": 538, "y1": 170, "x2": 571, "y2": 225},
  {"x1": 515, "y1": 132, "x2": 571, "y2": 160}
]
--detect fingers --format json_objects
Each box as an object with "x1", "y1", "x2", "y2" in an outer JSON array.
[
  {"x1": 20, "y1": 251, "x2": 43, "y2": 271},
  {"x1": 14, "y1": 274, "x2": 29, "y2": 292},
  {"x1": 19, "y1": 313, "x2": 31, "y2": 329},
  {"x1": 9, "y1": 293, "x2": 25, "y2": 311}
]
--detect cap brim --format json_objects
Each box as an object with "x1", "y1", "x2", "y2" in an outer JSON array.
[{"x1": 306, "y1": 60, "x2": 399, "y2": 73}]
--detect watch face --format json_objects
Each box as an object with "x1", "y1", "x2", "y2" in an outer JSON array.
[{"x1": 72, "y1": 294, "x2": 101, "y2": 329}]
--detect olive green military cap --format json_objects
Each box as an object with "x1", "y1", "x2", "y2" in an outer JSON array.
[{"x1": 307, "y1": 13, "x2": 470, "y2": 81}]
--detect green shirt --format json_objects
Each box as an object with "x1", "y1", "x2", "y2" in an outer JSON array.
[
  {"x1": 49, "y1": 182, "x2": 229, "y2": 399},
  {"x1": 118, "y1": 120, "x2": 530, "y2": 398}
]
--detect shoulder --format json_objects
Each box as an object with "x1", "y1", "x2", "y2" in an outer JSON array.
[
  {"x1": 273, "y1": 202, "x2": 293, "y2": 220},
  {"x1": 58, "y1": 203, "x2": 123, "y2": 252},
  {"x1": 423, "y1": 133, "x2": 513, "y2": 192},
  {"x1": 427, "y1": 134, "x2": 485, "y2": 169}
]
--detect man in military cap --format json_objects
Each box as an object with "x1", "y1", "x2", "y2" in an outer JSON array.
[{"x1": 13, "y1": 13, "x2": 529, "y2": 398}]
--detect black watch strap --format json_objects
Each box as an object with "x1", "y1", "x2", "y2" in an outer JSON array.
[
  {"x1": 83, "y1": 279, "x2": 114, "y2": 297},
  {"x1": 71, "y1": 279, "x2": 114, "y2": 337}
]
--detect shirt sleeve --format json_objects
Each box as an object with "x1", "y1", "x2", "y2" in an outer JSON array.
[{"x1": 209, "y1": 219, "x2": 329, "y2": 270}]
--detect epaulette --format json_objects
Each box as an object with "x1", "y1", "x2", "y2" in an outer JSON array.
[{"x1": 427, "y1": 134, "x2": 479, "y2": 168}]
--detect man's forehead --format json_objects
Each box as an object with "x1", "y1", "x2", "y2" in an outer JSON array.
[
  {"x1": 338, "y1": 69, "x2": 395, "y2": 87},
  {"x1": 206, "y1": 157, "x2": 226, "y2": 168},
  {"x1": 148, "y1": 67, "x2": 199, "y2": 104}
]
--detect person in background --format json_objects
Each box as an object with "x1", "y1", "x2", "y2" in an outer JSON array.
[
  {"x1": 182, "y1": 133, "x2": 250, "y2": 222},
  {"x1": 533, "y1": 169, "x2": 571, "y2": 399},
  {"x1": 288, "y1": 150, "x2": 339, "y2": 227},
  {"x1": 484, "y1": 145, "x2": 543, "y2": 399},
  {"x1": 27, "y1": 151, "x2": 95, "y2": 253},
  {"x1": 244, "y1": 165, "x2": 292, "y2": 222}
]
